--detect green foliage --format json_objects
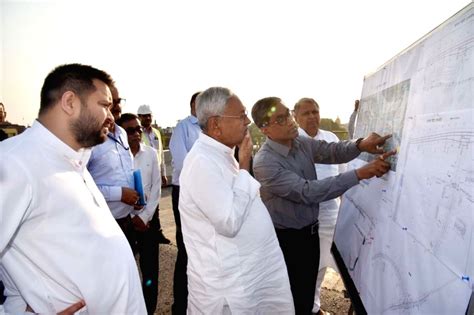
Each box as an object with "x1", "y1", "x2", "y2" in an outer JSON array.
[
  {"x1": 249, "y1": 123, "x2": 266, "y2": 151},
  {"x1": 320, "y1": 118, "x2": 349, "y2": 140},
  {"x1": 157, "y1": 127, "x2": 171, "y2": 149},
  {"x1": 320, "y1": 118, "x2": 338, "y2": 131}
]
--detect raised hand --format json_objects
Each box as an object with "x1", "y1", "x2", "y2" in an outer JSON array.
[
  {"x1": 238, "y1": 130, "x2": 253, "y2": 171},
  {"x1": 357, "y1": 133, "x2": 392, "y2": 154},
  {"x1": 355, "y1": 150, "x2": 397, "y2": 179}
]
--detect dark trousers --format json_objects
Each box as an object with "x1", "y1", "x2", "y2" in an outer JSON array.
[
  {"x1": 276, "y1": 223, "x2": 320, "y2": 315},
  {"x1": 155, "y1": 205, "x2": 163, "y2": 231},
  {"x1": 116, "y1": 214, "x2": 160, "y2": 315},
  {"x1": 136, "y1": 212, "x2": 160, "y2": 315},
  {"x1": 171, "y1": 185, "x2": 188, "y2": 315},
  {"x1": 0, "y1": 280, "x2": 5, "y2": 305},
  {"x1": 116, "y1": 215, "x2": 137, "y2": 253}
]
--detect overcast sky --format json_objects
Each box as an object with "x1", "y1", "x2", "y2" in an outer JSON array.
[{"x1": 0, "y1": 0, "x2": 471, "y2": 127}]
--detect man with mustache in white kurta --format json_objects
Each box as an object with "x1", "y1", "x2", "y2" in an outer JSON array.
[{"x1": 178, "y1": 87, "x2": 294, "y2": 314}]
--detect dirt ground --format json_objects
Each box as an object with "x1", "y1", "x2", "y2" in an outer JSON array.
[{"x1": 154, "y1": 187, "x2": 352, "y2": 315}]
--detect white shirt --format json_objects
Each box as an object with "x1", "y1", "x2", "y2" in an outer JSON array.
[
  {"x1": 169, "y1": 115, "x2": 201, "y2": 185},
  {"x1": 141, "y1": 127, "x2": 166, "y2": 176},
  {"x1": 87, "y1": 124, "x2": 135, "y2": 219},
  {"x1": 179, "y1": 133, "x2": 294, "y2": 314},
  {"x1": 0, "y1": 121, "x2": 146, "y2": 314},
  {"x1": 298, "y1": 127, "x2": 346, "y2": 222},
  {"x1": 133, "y1": 143, "x2": 161, "y2": 224}
]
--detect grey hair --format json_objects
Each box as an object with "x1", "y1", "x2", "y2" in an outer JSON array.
[
  {"x1": 196, "y1": 87, "x2": 234, "y2": 130},
  {"x1": 294, "y1": 97, "x2": 319, "y2": 114}
]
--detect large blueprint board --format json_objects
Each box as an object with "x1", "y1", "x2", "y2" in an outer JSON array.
[{"x1": 334, "y1": 4, "x2": 473, "y2": 314}]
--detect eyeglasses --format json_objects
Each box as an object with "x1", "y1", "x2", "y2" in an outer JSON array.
[
  {"x1": 262, "y1": 110, "x2": 293, "y2": 127},
  {"x1": 216, "y1": 110, "x2": 249, "y2": 122},
  {"x1": 113, "y1": 98, "x2": 126, "y2": 106},
  {"x1": 125, "y1": 126, "x2": 143, "y2": 135}
]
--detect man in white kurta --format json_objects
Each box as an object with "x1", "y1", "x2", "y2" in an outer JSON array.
[
  {"x1": 294, "y1": 98, "x2": 345, "y2": 314},
  {"x1": 179, "y1": 87, "x2": 293, "y2": 314},
  {"x1": 0, "y1": 64, "x2": 146, "y2": 314}
]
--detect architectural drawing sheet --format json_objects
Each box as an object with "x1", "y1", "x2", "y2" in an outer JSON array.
[{"x1": 334, "y1": 3, "x2": 473, "y2": 314}]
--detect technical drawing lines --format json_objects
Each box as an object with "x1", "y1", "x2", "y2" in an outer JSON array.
[
  {"x1": 407, "y1": 130, "x2": 474, "y2": 154},
  {"x1": 381, "y1": 277, "x2": 459, "y2": 313}
]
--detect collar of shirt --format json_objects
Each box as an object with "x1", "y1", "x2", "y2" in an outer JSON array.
[
  {"x1": 143, "y1": 127, "x2": 155, "y2": 136},
  {"x1": 135, "y1": 142, "x2": 146, "y2": 156},
  {"x1": 298, "y1": 127, "x2": 321, "y2": 139},
  {"x1": 143, "y1": 126, "x2": 152, "y2": 134},
  {"x1": 189, "y1": 115, "x2": 199, "y2": 125},
  {"x1": 33, "y1": 120, "x2": 92, "y2": 171},
  {"x1": 199, "y1": 132, "x2": 234, "y2": 157},
  {"x1": 265, "y1": 137, "x2": 302, "y2": 158},
  {"x1": 107, "y1": 124, "x2": 129, "y2": 150},
  {"x1": 143, "y1": 127, "x2": 158, "y2": 142}
]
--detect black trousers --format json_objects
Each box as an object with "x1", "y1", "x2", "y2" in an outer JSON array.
[
  {"x1": 136, "y1": 212, "x2": 160, "y2": 315},
  {"x1": 171, "y1": 185, "x2": 188, "y2": 315},
  {"x1": 116, "y1": 215, "x2": 137, "y2": 252},
  {"x1": 0, "y1": 280, "x2": 5, "y2": 305},
  {"x1": 276, "y1": 223, "x2": 320, "y2": 315},
  {"x1": 117, "y1": 214, "x2": 160, "y2": 315}
]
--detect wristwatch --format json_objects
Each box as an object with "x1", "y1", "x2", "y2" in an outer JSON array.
[{"x1": 355, "y1": 137, "x2": 363, "y2": 151}]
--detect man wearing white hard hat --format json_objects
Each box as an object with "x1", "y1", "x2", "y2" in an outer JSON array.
[{"x1": 137, "y1": 104, "x2": 171, "y2": 244}]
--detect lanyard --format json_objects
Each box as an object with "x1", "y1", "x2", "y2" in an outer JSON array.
[{"x1": 107, "y1": 133, "x2": 129, "y2": 151}]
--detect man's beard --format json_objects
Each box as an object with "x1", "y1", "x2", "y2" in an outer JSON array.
[{"x1": 70, "y1": 106, "x2": 108, "y2": 148}]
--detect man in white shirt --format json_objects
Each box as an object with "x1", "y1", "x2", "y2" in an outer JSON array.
[
  {"x1": 168, "y1": 91, "x2": 201, "y2": 314},
  {"x1": 117, "y1": 113, "x2": 162, "y2": 314},
  {"x1": 137, "y1": 104, "x2": 167, "y2": 184},
  {"x1": 294, "y1": 98, "x2": 345, "y2": 315},
  {"x1": 0, "y1": 63, "x2": 146, "y2": 314},
  {"x1": 179, "y1": 87, "x2": 294, "y2": 314},
  {"x1": 137, "y1": 104, "x2": 171, "y2": 244}
]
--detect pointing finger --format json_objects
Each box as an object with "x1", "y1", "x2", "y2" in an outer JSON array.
[
  {"x1": 378, "y1": 134, "x2": 392, "y2": 144},
  {"x1": 381, "y1": 149, "x2": 397, "y2": 160}
]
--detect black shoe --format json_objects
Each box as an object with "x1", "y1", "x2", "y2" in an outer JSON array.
[{"x1": 157, "y1": 231, "x2": 171, "y2": 244}]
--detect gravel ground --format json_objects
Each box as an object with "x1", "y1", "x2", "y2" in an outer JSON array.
[{"x1": 152, "y1": 187, "x2": 352, "y2": 314}]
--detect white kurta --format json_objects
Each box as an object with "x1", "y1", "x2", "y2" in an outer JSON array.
[
  {"x1": 298, "y1": 127, "x2": 345, "y2": 312},
  {"x1": 0, "y1": 121, "x2": 146, "y2": 314},
  {"x1": 179, "y1": 133, "x2": 294, "y2": 314}
]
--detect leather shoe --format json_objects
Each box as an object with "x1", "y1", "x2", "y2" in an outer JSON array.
[{"x1": 157, "y1": 231, "x2": 171, "y2": 244}]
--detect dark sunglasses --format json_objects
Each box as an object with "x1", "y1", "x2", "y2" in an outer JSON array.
[{"x1": 125, "y1": 126, "x2": 143, "y2": 135}]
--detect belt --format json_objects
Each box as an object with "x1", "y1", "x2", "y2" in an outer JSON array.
[
  {"x1": 276, "y1": 220, "x2": 319, "y2": 236},
  {"x1": 302, "y1": 221, "x2": 319, "y2": 235}
]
